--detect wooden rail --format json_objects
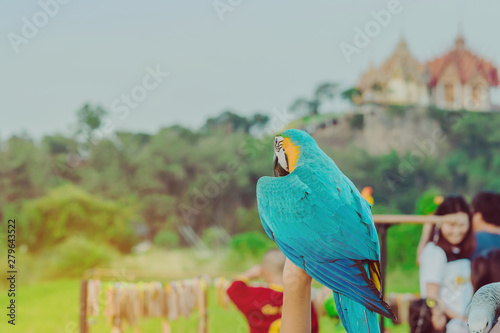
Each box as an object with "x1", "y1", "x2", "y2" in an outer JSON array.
[{"x1": 374, "y1": 214, "x2": 456, "y2": 225}]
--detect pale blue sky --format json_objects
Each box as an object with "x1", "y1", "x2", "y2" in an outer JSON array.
[{"x1": 1, "y1": 0, "x2": 499, "y2": 139}]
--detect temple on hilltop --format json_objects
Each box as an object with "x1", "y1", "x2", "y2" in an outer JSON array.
[
  {"x1": 357, "y1": 36, "x2": 499, "y2": 111},
  {"x1": 358, "y1": 39, "x2": 429, "y2": 106}
]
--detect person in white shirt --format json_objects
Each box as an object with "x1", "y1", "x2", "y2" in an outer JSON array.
[{"x1": 417, "y1": 196, "x2": 476, "y2": 333}]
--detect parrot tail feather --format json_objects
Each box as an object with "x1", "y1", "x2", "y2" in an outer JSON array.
[{"x1": 334, "y1": 292, "x2": 380, "y2": 333}]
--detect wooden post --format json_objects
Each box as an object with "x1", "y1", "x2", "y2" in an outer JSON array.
[
  {"x1": 162, "y1": 320, "x2": 171, "y2": 333},
  {"x1": 80, "y1": 280, "x2": 88, "y2": 333},
  {"x1": 197, "y1": 279, "x2": 209, "y2": 333},
  {"x1": 376, "y1": 224, "x2": 390, "y2": 332},
  {"x1": 204, "y1": 282, "x2": 208, "y2": 333}
]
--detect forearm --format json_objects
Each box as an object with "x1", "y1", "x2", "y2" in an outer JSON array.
[
  {"x1": 474, "y1": 218, "x2": 500, "y2": 234},
  {"x1": 416, "y1": 224, "x2": 432, "y2": 263},
  {"x1": 281, "y1": 259, "x2": 312, "y2": 333},
  {"x1": 442, "y1": 306, "x2": 466, "y2": 321},
  {"x1": 491, "y1": 322, "x2": 500, "y2": 333},
  {"x1": 236, "y1": 265, "x2": 262, "y2": 282},
  {"x1": 425, "y1": 284, "x2": 465, "y2": 321},
  {"x1": 425, "y1": 283, "x2": 447, "y2": 330},
  {"x1": 482, "y1": 223, "x2": 500, "y2": 234}
]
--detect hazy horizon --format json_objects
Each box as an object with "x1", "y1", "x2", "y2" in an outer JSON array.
[{"x1": 2, "y1": 0, "x2": 499, "y2": 140}]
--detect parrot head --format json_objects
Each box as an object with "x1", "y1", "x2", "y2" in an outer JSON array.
[
  {"x1": 361, "y1": 186, "x2": 373, "y2": 196},
  {"x1": 273, "y1": 129, "x2": 317, "y2": 177},
  {"x1": 361, "y1": 186, "x2": 374, "y2": 206},
  {"x1": 467, "y1": 309, "x2": 493, "y2": 333}
]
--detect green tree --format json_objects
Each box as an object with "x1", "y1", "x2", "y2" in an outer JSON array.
[
  {"x1": 76, "y1": 103, "x2": 108, "y2": 142},
  {"x1": 290, "y1": 82, "x2": 339, "y2": 116},
  {"x1": 19, "y1": 184, "x2": 138, "y2": 253},
  {"x1": 341, "y1": 87, "x2": 361, "y2": 105}
]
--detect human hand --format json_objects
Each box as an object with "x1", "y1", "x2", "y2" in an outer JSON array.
[
  {"x1": 240, "y1": 265, "x2": 262, "y2": 281},
  {"x1": 491, "y1": 322, "x2": 500, "y2": 333},
  {"x1": 283, "y1": 258, "x2": 311, "y2": 287},
  {"x1": 281, "y1": 258, "x2": 312, "y2": 333},
  {"x1": 430, "y1": 304, "x2": 447, "y2": 331}
]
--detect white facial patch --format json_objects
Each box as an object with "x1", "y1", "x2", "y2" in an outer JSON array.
[
  {"x1": 468, "y1": 310, "x2": 492, "y2": 333},
  {"x1": 274, "y1": 136, "x2": 288, "y2": 171}
]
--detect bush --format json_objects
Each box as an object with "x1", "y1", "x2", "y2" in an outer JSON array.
[
  {"x1": 19, "y1": 184, "x2": 139, "y2": 253},
  {"x1": 229, "y1": 231, "x2": 276, "y2": 259},
  {"x1": 386, "y1": 105, "x2": 410, "y2": 117},
  {"x1": 46, "y1": 236, "x2": 119, "y2": 278},
  {"x1": 386, "y1": 224, "x2": 420, "y2": 272},
  {"x1": 235, "y1": 206, "x2": 263, "y2": 233},
  {"x1": 202, "y1": 226, "x2": 230, "y2": 250},
  {"x1": 154, "y1": 230, "x2": 179, "y2": 249}
]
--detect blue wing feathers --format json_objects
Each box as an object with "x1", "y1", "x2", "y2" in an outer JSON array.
[
  {"x1": 334, "y1": 292, "x2": 380, "y2": 333},
  {"x1": 306, "y1": 259, "x2": 393, "y2": 319}
]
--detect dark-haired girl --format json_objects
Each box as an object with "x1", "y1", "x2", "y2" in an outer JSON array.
[{"x1": 418, "y1": 196, "x2": 475, "y2": 332}]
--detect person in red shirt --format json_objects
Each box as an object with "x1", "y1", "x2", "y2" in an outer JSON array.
[{"x1": 227, "y1": 249, "x2": 319, "y2": 333}]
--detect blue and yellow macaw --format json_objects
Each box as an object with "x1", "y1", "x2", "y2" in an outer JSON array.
[{"x1": 256, "y1": 129, "x2": 395, "y2": 333}]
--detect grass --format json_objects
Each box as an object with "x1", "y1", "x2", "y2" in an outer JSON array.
[
  {"x1": 0, "y1": 248, "x2": 417, "y2": 332},
  {"x1": 0, "y1": 279, "x2": 80, "y2": 333}
]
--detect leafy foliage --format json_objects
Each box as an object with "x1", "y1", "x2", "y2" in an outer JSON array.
[
  {"x1": 75, "y1": 103, "x2": 108, "y2": 142},
  {"x1": 229, "y1": 232, "x2": 277, "y2": 259},
  {"x1": 46, "y1": 236, "x2": 118, "y2": 278},
  {"x1": 290, "y1": 82, "x2": 339, "y2": 116},
  {"x1": 154, "y1": 229, "x2": 180, "y2": 249},
  {"x1": 341, "y1": 87, "x2": 361, "y2": 105},
  {"x1": 2, "y1": 104, "x2": 500, "y2": 272},
  {"x1": 18, "y1": 184, "x2": 138, "y2": 253}
]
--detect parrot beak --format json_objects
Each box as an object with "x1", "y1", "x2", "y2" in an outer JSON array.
[
  {"x1": 273, "y1": 152, "x2": 290, "y2": 177},
  {"x1": 273, "y1": 152, "x2": 279, "y2": 177}
]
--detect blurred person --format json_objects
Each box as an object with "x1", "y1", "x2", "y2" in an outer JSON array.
[
  {"x1": 471, "y1": 249, "x2": 500, "y2": 292},
  {"x1": 417, "y1": 196, "x2": 475, "y2": 333},
  {"x1": 226, "y1": 249, "x2": 319, "y2": 333},
  {"x1": 471, "y1": 192, "x2": 500, "y2": 260}
]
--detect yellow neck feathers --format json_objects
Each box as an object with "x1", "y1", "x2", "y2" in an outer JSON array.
[{"x1": 282, "y1": 138, "x2": 300, "y2": 172}]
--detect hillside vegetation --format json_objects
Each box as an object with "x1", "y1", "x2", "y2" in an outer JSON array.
[{"x1": 1, "y1": 105, "x2": 499, "y2": 273}]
